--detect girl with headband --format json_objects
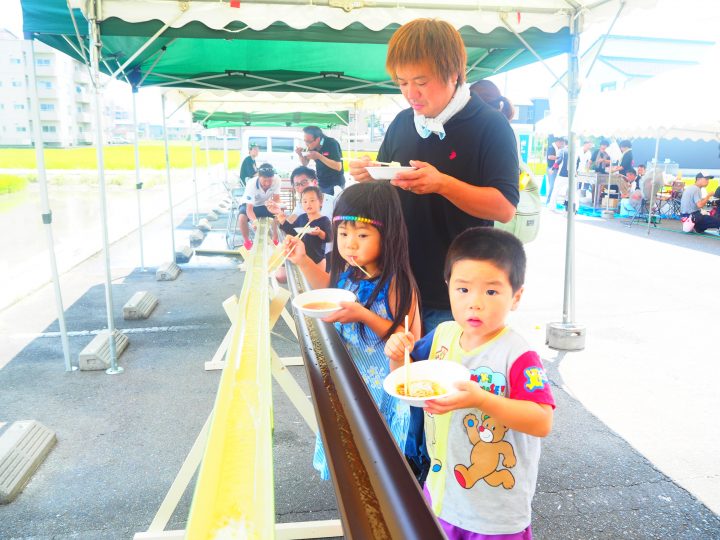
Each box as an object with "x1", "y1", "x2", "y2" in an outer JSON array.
[{"x1": 284, "y1": 181, "x2": 421, "y2": 480}]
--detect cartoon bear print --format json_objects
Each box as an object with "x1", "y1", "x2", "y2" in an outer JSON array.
[{"x1": 454, "y1": 413, "x2": 516, "y2": 490}]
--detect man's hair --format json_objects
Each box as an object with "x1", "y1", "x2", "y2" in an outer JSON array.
[
  {"x1": 302, "y1": 126, "x2": 323, "y2": 140},
  {"x1": 257, "y1": 163, "x2": 275, "y2": 178},
  {"x1": 619, "y1": 139, "x2": 632, "y2": 149},
  {"x1": 301, "y1": 185, "x2": 323, "y2": 202},
  {"x1": 385, "y1": 18, "x2": 466, "y2": 86},
  {"x1": 444, "y1": 227, "x2": 526, "y2": 293},
  {"x1": 599, "y1": 139, "x2": 610, "y2": 146},
  {"x1": 290, "y1": 166, "x2": 317, "y2": 184},
  {"x1": 626, "y1": 168, "x2": 637, "y2": 177}
]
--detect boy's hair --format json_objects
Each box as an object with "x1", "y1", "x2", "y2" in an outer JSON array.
[
  {"x1": 301, "y1": 185, "x2": 323, "y2": 202},
  {"x1": 386, "y1": 18, "x2": 466, "y2": 85},
  {"x1": 331, "y1": 182, "x2": 418, "y2": 341},
  {"x1": 444, "y1": 227, "x2": 526, "y2": 293},
  {"x1": 290, "y1": 166, "x2": 317, "y2": 184}
]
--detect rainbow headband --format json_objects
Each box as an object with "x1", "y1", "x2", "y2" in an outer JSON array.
[{"x1": 333, "y1": 215, "x2": 383, "y2": 227}]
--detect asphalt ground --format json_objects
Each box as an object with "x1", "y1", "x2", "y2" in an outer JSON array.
[{"x1": 0, "y1": 186, "x2": 719, "y2": 539}]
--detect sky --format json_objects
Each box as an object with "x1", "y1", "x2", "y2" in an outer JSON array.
[{"x1": 6, "y1": 1, "x2": 720, "y2": 123}]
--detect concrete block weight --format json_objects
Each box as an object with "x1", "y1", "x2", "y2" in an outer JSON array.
[
  {"x1": 206, "y1": 211, "x2": 218, "y2": 221},
  {"x1": 156, "y1": 262, "x2": 181, "y2": 281},
  {"x1": 123, "y1": 291, "x2": 158, "y2": 320},
  {"x1": 175, "y1": 245, "x2": 194, "y2": 264},
  {"x1": 189, "y1": 229, "x2": 205, "y2": 245},
  {"x1": 78, "y1": 330, "x2": 129, "y2": 371},
  {"x1": 197, "y1": 218, "x2": 211, "y2": 232},
  {"x1": 0, "y1": 420, "x2": 56, "y2": 504}
]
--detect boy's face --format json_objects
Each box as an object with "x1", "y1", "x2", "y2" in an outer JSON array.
[
  {"x1": 302, "y1": 191, "x2": 321, "y2": 214},
  {"x1": 448, "y1": 259, "x2": 523, "y2": 347}
]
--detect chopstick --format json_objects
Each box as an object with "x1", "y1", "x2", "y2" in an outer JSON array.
[
  {"x1": 404, "y1": 315, "x2": 410, "y2": 398},
  {"x1": 275, "y1": 221, "x2": 313, "y2": 268},
  {"x1": 349, "y1": 256, "x2": 372, "y2": 278}
]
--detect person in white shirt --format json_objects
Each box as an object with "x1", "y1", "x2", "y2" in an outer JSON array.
[{"x1": 238, "y1": 163, "x2": 280, "y2": 249}]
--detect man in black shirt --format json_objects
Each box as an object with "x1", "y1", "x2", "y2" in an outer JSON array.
[
  {"x1": 296, "y1": 126, "x2": 344, "y2": 195},
  {"x1": 613, "y1": 140, "x2": 634, "y2": 175}
]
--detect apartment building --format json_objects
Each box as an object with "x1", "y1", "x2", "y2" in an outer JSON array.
[{"x1": 0, "y1": 29, "x2": 94, "y2": 147}]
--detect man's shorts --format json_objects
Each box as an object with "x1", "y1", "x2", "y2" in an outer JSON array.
[{"x1": 238, "y1": 204, "x2": 274, "y2": 218}]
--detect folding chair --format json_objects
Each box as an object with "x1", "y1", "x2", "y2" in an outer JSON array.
[
  {"x1": 627, "y1": 172, "x2": 664, "y2": 227},
  {"x1": 224, "y1": 177, "x2": 247, "y2": 249}
]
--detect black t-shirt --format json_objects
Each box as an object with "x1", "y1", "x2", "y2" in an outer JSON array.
[
  {"x1": 280, "y1": 215, "x2": 332, "y2": 264},
  {"x1": 619, "y1": 150, "x2": 633, "y2": 174},
  {"x1": 546, "y1": 144, "x2": 558, "y2": 169},
  {"x1": 590, "y1": 148, "x2": 610, "y2": 173},
  {"x1": 240, "y1": 156, "x2": 257, "y2": 181},
  {"x1": 314, "y1": 137, "x2": 345, "y2": 189},
  {"x1": 377, "y1": 94, "x2": 519, "y2": 310}
]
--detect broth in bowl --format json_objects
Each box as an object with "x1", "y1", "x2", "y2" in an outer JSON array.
[{"x1": 303, "y1": 301, "x2": 340, "y2": 310}]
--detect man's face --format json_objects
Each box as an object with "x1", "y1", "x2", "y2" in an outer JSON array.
[
  {"x1": 600, "y1": 144, "x2": 608, "y2": 151},
  {"x1": 637, "y1": 166, "x2": 646, "y2": 176},
  {"x1": 627, "y1": 172, "x2": 637, "y2": 183},
  {"x1": 557, "y1": 140, "x2": 566, "y2": 148},
  {"x1": 304, "y1": 134, "x2": 321, "y2": 150},
  {"x1": 258, "y1": 174, "x2": 274, "y2": 190},
  {"x1": 292, "y1": 174, "x2": 317, "y2": 194},
  {"x1": 395, "y1": 62, "x2": 458, "y2": 118},
  {"x1": 697, "y1": 176, "x2": 709, "y2": 187},
  {"x1": 249, "y1": 147, "x2": 259, "y2": 158},
  {"x1": 583, "y1": 143, "x2": 593, "y2": 152}
]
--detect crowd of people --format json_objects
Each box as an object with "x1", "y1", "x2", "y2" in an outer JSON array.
[{"x1": 229, "y1": 18, "x2": 554, "y2": 540}]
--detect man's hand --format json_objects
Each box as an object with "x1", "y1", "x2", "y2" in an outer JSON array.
[
  {"x1": 295, "y1": 146, "x2": 305, "y2": 157},
  {"x1": 349, "y1": 155, "x2": 375, "y2": 183},
  {"x1": 391, "y1": 160, "x2": 447, "y2": 195},
  {"x1": 306, "y1": 150, "x2": 321, "y2": 161}
]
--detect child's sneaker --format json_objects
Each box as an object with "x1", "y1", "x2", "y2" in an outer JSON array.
[{"x1": 243, "y1": 239, "x2": 253, "y2": 250}]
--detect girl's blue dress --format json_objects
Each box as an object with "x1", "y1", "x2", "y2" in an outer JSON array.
[{"x1": 312, "y1": 270, "x2": 411, "y2": 480}]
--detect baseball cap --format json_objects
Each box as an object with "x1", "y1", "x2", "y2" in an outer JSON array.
[
  {"x1": 696, "y1": 172, "x2": 714, "y2": 180},
  {"x1": 257, "y1": 163, "x2": 276, "y2": 176}
]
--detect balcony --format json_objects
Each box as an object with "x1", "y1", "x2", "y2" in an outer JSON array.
[{"x1": 76, "y1": 112, "x2": 93, "y2": 123}]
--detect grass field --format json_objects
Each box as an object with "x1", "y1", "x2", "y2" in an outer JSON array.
[
  {"x1": 0, "y1": 143, "x2": 239, "y2": 171},
  {"x1": 0, "y1": 174, "x2": 28, "y2": 194}
]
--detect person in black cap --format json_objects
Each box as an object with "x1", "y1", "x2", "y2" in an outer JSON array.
[
  {"x1": 296, "y1": 126, "x2": 345, "y2": 195},
  {"x1": 679, "y1": 172, "x2": 720, "y2": 233},
  {"x1": 239, "y1": 143, "x2": 259, "y2": 183}
]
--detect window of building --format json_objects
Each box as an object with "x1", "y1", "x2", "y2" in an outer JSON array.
[
  {"x1": 75, "y1": 85, "x2": 83, "y2": 94},
  {"x1": 10, "y1": 58, "x2": 22, "y2": 65},
  {"x1": 600, "y1": 81, "x2": 617, "y2": 93},
  {"x1": 272, "y1": 137, "x2": 294, "y2": 153},
  {"x1": 11, "y1": 80, "x2": 23, "y2": 88},
  {"x1": 40, "y1": 103, "x2": 56, "y2": 112},
  {"x1": 36, "y1": 58, "x2": 51, "y2": 66},
  {"x1": 16, "y1": 126, "x2": 27, "y2": 132},
  {"x1": 0, "y1": 104, "x2": 4, "y2": 110},
  {"x1": 14, "y1": 103, "x2": 25, "y2": 110},
  {"x1": 42, "y1": 125, "x2": 57, "y2": 133},
  {"x1": 39, "y1": 80, "x2": 53, "y2": 90}
]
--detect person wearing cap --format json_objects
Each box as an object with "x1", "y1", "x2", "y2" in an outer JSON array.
[
  {"x1": 296, "y1": 126, "x2": 345, "y2": 195},
  {"x1": 618, "y1": 168, "x2": 638, "y2": 198},
  {"x1": 680, "y1": 173, "x2": 720, "y2": 233},
  {"x1": 240, "y1": 143, "x2": 259, "y2": 183},
  {"x1": 238, "y1": 163, "x2": 280, "y2": 249}
]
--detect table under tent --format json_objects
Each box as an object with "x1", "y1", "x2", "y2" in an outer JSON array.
[{"x1": 21, "y1": 0, "x2": 655, "y2": 537}]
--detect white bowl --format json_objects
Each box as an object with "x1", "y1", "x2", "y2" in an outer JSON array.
[
  {"x1": 292, "y1": 288, "x2": 357, "y2": 318},
  {"x1": 383, "y1": 360, "x2": 470, "y2": 407},
  {"x1": 294, "y1": 227, "x2": 306, "y2": 234},
  {"x1": 366, "y1": 166, "x2": 416, "y2": 181}
]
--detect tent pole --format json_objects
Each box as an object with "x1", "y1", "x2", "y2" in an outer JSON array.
[
  {"x1": 88, "y1": 1, "x2": 122, "y2": 374},
  {"x1": 26, "y1": 38, "x2": 74, "y2": 372},
  {"x1": 131, "y1": 87, "x2": 145, "y2": 270},
  {"x1": 563, "y1": 13, "x2": 581, "y2": 324},
  {"x1": 204, "y1": 130, "x2": 211, "y2": 182},
  {"x1": 161, "y1": 93, "x2": 177, "y2": 261},
  {"x1": 647, "y1": 135, "x2": 661, "y2": 235},
  {"x1": 223, "y1": 128, "x2": 229, "y2": 185},
  {"x1": 191, "y1": 124, "x2": 199, "y2": 225}
]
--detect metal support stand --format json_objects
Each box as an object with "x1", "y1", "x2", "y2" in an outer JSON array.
[
  {"x1": 131, "y1": 87, "x2": 146, "y2": 271},
  {"x1": 26, "y1": 39, "x2": 75, "y2": 372},
  {"x1": 547, "y1": 10, "x2": 586, "y2": 351},
  {"x1": 88, "y1": 4, "x2": 123, "y2": 374},
  {"x1": 161, "y1": 93, "x2": 177, "y2": 262}
]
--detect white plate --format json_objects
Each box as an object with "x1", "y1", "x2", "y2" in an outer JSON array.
[
  {"x1": 294, "y1": 227, "x2": 306, "y2": 234},
  {"x1": 366, "y1": 166, "x2": 416, "y2": 181},
  {"x1": 291, "y1": 288, "x2": 357, "y2": 318},
  {"x1": 383, "y1": 360, "x2": 470, "y2": 407}
]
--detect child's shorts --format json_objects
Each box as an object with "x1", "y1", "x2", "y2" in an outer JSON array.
[{"x1": 423, "y1": 485, "x2": 532, "y2": 540}]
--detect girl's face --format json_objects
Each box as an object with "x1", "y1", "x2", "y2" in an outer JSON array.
[
  {"x1": 336, "y1": 221, "x2": 382, "y2": 276},
  {"x1": 302, "y1": 192, "x2": 322, "y2": 215},
  {"x1": 395, "y1": 62, "x2": 457, "y2": 118}
]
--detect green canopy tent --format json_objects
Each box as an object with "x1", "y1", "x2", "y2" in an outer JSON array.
[
  {"x1": 192, "y1": 109, "x2": 349, "y2": 129},
  {"x1": 21, "y1": 0, "x2": 657, "y2": 375}
]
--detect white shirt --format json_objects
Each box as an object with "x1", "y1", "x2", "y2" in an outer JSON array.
[{"x1": 243, "y1": 178, "x2": 279, "y2": 207}]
